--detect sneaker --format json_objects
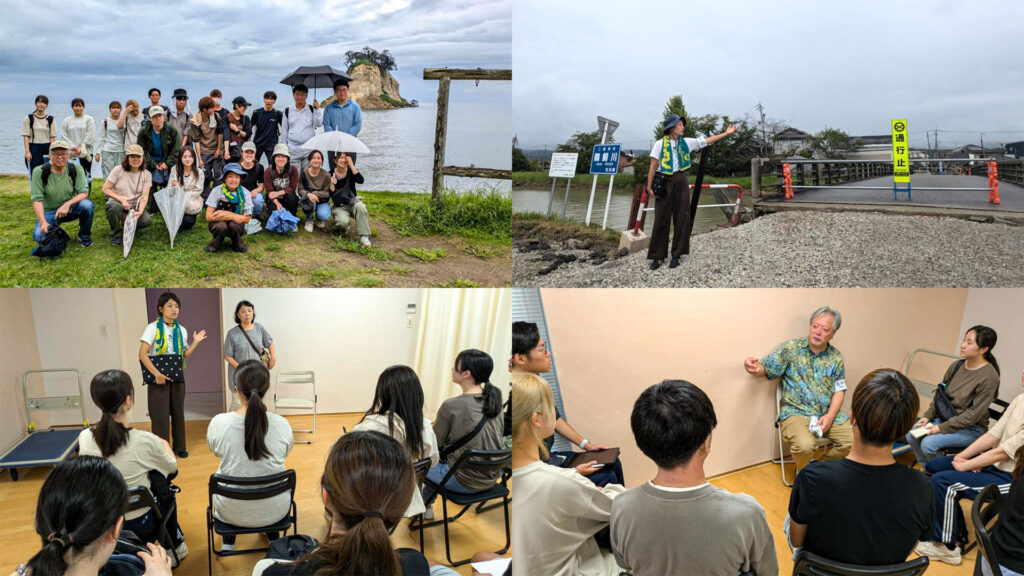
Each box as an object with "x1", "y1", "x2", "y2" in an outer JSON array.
[
  {"x1": 177, "y1": 451, "x2": 188, "y2": 458},
  {"x1": 110, "y1": 235, "x2": 123, "y2": 246},
  {"x1": 173, "y1": 540, "x2": 189, "y2": 562},
  {"x1": 220, "y1": 541, "x2": 235, "y2": 552},
  {"x1": 316, "y1": 220, "x2": 326, "y2": 230},
  {"x1": 915, "y1": 541, "x2": 961, "y2": 565},
  {"x1": 649, "y1": 259, "x2": 662, "y2": 270},
  {"x1": 205, "y1": 244, "x2": 217, "y2": 253},
  {"x1": 359, "y1": 235, "x2": 371, "y2": 247},
  {"x1": 669, "y1": 257, "x2": 680, "y2": 268},
  {"x1": 423, "y1": 508, "x2": 435, "y2": 521},
  {"x1": 304, "y1": 220, "x2": 314, "y2": 233},
  {"x1": 78, "y1": 235, "x2": 93, "y2": 247}
]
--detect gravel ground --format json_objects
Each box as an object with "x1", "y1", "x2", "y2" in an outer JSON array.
[{"x1": 513, "y1": 211, "x2": 1024, "y2": 287}]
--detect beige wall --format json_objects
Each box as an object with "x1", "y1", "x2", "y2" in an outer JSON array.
[
  {"x1": 960, "y1": 288, "x2": 1024, "y2": 402},
  {"x1": 540, "y1": 288, "x2": 972, "y2": 486},
  {"x1": 0, "y1": 290, "x2": 42, "y2": 454}
]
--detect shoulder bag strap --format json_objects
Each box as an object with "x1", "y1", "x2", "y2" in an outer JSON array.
[{"x1": 439, "y1": 413, "x2": 491, "y2": 462}]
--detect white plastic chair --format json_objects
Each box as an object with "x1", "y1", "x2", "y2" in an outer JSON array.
[{"x1": 273, "y1": 371, "x2": 317, "y2": 444}]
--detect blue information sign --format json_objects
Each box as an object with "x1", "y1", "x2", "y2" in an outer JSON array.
[{"x1": 589, "y1": 144, "x2": 621, "y2": 175}]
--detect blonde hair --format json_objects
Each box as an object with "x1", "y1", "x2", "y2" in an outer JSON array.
[
  {"x1": 510, "y1": 372, "x2": 555, "y2": 459},
  {"x1": 125, "y1": 98, "x2": 139, "y2": 110}
]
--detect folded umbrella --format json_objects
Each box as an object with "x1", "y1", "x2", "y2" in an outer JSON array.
[
  {"x1": 266, "y1": 208, "x2": 300, "y2": 234},
  {"x1": 122, "y1": 210, "x2": 139, "y2": 259},
  {"x1": 153, "y1": 186, "x2": 187, "y2": 248},
  {"x1": 300, "y1": 131, "x2": 370, "y2": 155}
]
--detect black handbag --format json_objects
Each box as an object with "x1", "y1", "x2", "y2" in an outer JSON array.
[
  {"x1": 651, "y1": 171, "x2": 668, "y2": 200},
  {"x1": 266, "y1": 535, "x2": 319, "y2": 560},
  {"x1": 933, "y1": 360, "x2": 964, "y2": 422},
  {"x1": 140, "y1": 354, "x2": 184, "y2": 385}
]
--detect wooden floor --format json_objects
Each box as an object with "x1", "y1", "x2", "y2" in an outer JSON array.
[
  {"x1": 0, "y1": 413, "x2": 510, "y2": 576},
  {"x1": 712, "y1": 460, "x2": 978, "y2": 576}
]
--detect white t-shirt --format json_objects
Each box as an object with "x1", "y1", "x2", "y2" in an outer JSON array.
[
  {"x1": 206, "y1": 411, "x2": 294, "y2": 527},
  {"x1": 140, "y1": 320, "x2": 189, "y2": 355},
  {"x1": 352, "y1": 413, "x2": 439, "y2": 517},
  {"x1": 649, "y1": 136, "x2": 709, "y2": 173},
  {"x1": 78, "y1": 427, "x2": 178, "y2": 520}
]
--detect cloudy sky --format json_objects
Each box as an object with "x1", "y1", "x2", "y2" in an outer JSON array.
[
  {"x1": 0, "y1": 0, "x2": 510, "y2": 106},
  {"x1": 514, "y1": 0, "x2": 1024, "y2": 151}
]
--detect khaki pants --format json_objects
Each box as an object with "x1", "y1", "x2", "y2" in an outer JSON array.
[
  {"x1": 780, "y1": 415, "x2": 853, "y2": 471},
  {"x1": 106, "y1": 199, "x2": 153, "y2": 237},
  {"x1": 332, "y1": 199, "x2": 370, "y2": 237}
]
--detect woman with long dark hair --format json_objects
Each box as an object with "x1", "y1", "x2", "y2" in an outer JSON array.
[
  {"x1": 206, "y1": 360, "x2": 294, "y2": 551},
  {"x1": 423, "y1": 350, "x2": 505, "y2": 512},
  {"x1": 78, "y1": 369, "x2": 187, "y2": 560},
  {"x1": 15, "y1": 456, "x2": 172, "y2": 576},
  {"x1": 262, "y1": 431, "x2": 459, "y2": 576},
  {"x1": 139, "y1": 291, "x2": 207, "y2": 458},
  {"x1": 168, "y1": 146, "x2": 205, "y2": 231},
  {"x1": 353, "y1": 365, "x2": 439, "y2": 517},
  {"x1": 906, "y1": 325, "x2": 1001, "y2": 467}
]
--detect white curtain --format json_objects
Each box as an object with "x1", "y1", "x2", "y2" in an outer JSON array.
[{"x1": 413, "y1": 289, "x2": 511, "y2": 416}]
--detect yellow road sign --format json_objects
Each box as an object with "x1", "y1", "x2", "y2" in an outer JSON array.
[{"x1": 891, "y1": 119, "x2": 910, "y2": 183}]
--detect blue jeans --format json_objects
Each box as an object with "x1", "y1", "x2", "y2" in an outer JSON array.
[
  {"x1": 907, "y1": 418, "x2": 986, "y2": 466},
  {"x1": 927, "y1": 456, "x2": 1012, "y2": 544},
  {"x1": 422, "y1": 462, "x2": 477, "y2": 506},
  {"x1": 306, "y1": 200, "x2": 331, "y2": 222},
  {"x1": 33, "y1": 199, "x2": 95, "y2": 241},
  {"x1": 250, "y1": 191, "x2": 265, "y2": 219},
  {"x1": 123, "y1": 493, "x2": 184, "y2": 548}
]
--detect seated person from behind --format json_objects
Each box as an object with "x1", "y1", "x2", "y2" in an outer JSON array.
[
  {"x1": 611, "y1": 379, "x2": 778, "y2": 576},
  {"x1": 787, "y1": 369, "x2": 934, "y2": 565}
]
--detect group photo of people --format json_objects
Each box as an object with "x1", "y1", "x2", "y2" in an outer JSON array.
[
  {"x1": 508, "y1": 288, "x2": 1024, "y2": 576},
  {"x1": 24, "y1": 79, "x2": 373, "y2": 258},
  {"x1": 0, "y1": 288, "x2": 512, "y2": 576}
]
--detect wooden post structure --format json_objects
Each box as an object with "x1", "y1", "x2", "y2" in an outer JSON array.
[{"x1": 423, "y1": 68, "x2": 512, "y2": 208}]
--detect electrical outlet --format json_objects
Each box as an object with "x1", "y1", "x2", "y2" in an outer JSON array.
[{"x1": 407, "y1": 318, "x2": 414, "y2": 328}]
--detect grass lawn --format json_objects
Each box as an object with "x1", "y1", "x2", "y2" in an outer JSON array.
[{"x1": 0, "y1": 175, "x2": 511, "y2": 287}]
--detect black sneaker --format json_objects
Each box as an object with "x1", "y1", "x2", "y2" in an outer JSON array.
[
  {"x1": 649, "y1": 259, "x2": 661, "y2": 270},
  {"x1": 177, "y1": 451, "x2": 188, "y2": 458},
  {"x1": 204, "y1": 245, "x2": 217, "y2": 253},
  {"x1": 669, "y1": 257, "x2": 680, "y2": 268},
  {"x1": 110, "y1": 235, "x2": 123, "y2": 246},
  {"x1": 79, "y1": 236, "x2": 93, "y2": 247}
]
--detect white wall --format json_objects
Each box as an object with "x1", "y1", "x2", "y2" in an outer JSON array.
[
  {"x1": 0, "y1": 290, "x2": 41, "y2": 453},
  {"x1": 960, "y1": 288, "x2": 1024, "y2": 402},
  {"x1": 219, "y1": 289, "x2": 424, "y2": 414}
]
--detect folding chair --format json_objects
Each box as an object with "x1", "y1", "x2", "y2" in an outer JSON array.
[
  {"x1": 938, "y1": 398, "x2": 1012, "y2": 459},
  {"x1": 792, "y1": 549, "x2": 929, "y2": 576},
  {"x1": 206, "y1": 470, "x2": 298, "y2": 575},
  {"x1": 772, "y1": 382, "x2": 832, "y2": 486},
  {"x1": 126, "y1": 485, "x2": 179, "y2": 566},
  {"x1": 411, "y1": 448, "x2": 511, "y2": 566},
  {"x1": 274, "y1": 371, "x2": 317, "y2": 444},
  {"x1": 971, "y1": 484, "x2": 1004, "y2": 576},
  {"x1": 411, "y1": 457, "x2": 432, "y2": 554}
]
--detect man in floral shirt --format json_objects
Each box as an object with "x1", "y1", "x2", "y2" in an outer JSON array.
[{"x1": 744, "y1": 306, "x2": 853, "y2": 472}]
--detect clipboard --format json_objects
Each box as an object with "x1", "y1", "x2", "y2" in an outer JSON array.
[{"x1": 568, "y1": 447, "x2": 620, "y2": 469}]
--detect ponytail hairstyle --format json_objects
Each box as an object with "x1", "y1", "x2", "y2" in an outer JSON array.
[
  {"x1": 89, "y1": 370, "x2": 134, "y2": 458},
  {"x1": 26, "y1": 456, "x2": 127, "y2": 576},
  {"x1": 967, "y1": 325, "x2": 1000, "y2": 375},
  {"x1": 235, "y1": 360, "x2": 271, "y2": 461},
  {"x1": 510, "y1": 372, "x2": 555, "y2": 459},
  {"x1": 361, "y1": 365, "x2": 425, "y2": 458},
  {"x1": 298, "y1": 430, "x2": 413, "y2": 575},
  {"x1": 455, "y1": 349, "x2": 502, "y2": 418}
]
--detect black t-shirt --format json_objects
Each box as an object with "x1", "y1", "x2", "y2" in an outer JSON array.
[
  {"x1": 992, "y1": 476, "x2": 1024, "y2": 574},
  {"x1": 788, "y1": 458, "x2": 933, "y2": 565},
  {"x1": 262, "y1": 547, "x2": 429, "y2": 576},
  {"x1": 251, "y1": 107, "x2": 283, "y2": 149},
  {"x1": 241, "y1": 163, "x2": 264, "y2": 193}
]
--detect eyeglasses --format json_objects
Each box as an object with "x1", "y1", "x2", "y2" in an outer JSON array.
[{"x1": 50, "y1": 151, "x2": 69, "y2": 157}]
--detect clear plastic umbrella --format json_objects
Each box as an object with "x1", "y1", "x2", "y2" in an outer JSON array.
[
  {"x1": 301, "y1": 132, "x2": 371, "y2": 155},
  {"x1": 153, "y1": 186, "x2": 187, "y2": 247},
  {"x1": 122, "y1": 210, "x2": 138, "y2": 259}
]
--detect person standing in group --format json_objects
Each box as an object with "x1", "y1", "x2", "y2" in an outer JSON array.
[
  {"x1": 141, "y1": 88, "x2": 162, "y2": 120},
  {"x1": 22, "y1": 95, "x2": 57, "y2": 176},
  {"x1": 60, "y1": 98, "x2": 96, "y2": 191},
  {"x1": 238, "y1": 142, "x2": 265, "y2": 219},
  {"x1": 139, "y1": 291, "x2": 207, "y2": 458},
  {"x1": 224, "y1": 96, "x2": 253, "y2": 163},
  {"x1": 136, "y1": 106, "x2": 180, "y2": 197},
  {"x1": 96, "y1": 101, "x2": 126, "y2": 179},
  {"x1": 168, "y1": 89, "x2": 191, "y2": 148},
  {"x1": 744, "y1": 306, "x2": 853, "y2": 475},
  {"x1": 168, "y1": 146, "x2": 205, "y2": 231},
  {"x1": 223, "y1": 300, "x2": 275, "y2": 411},
  {"x1": 322, "y1": 78, "x2": 362, "y2": 170},
  {"x1": 204, "y1": 163, "x2": 253, "y2": 253},
  {"x1": 118, "y1": 99, "x2": 145, "y2": 154},
  {"x1": 30, "y1": 140, "x2": 94, "y2": 248},
  {"x1": 646, "y1": 114, "x2": 737, "y2": 270},
  {"x1": 209, "y1": 89, "x2": 230, "y2": 126},
  {"x1": 329, "y1": 152, "x2": 371, "y2": 246},
  {"x1": 189, "y1": 96, "x2": 226, "y2": 195},
  {"x1": 102, "y1": 145, "x2": 152, "y2": 246},
  {"x1": 264, "y1": 143, "x2": 300, "y2": 217},
  {"x1": 299, "y1": 150, "x2": 332, "y2": 233},
  {"x1": 905, "y1": 325, "x2": 1001, "y2": 467},
  {"x1": 251, "y1": 90, "x2": 282, "y2": 165},
  {"x1": 280, "y1": 84, "x2": 322, "y2": 173}
]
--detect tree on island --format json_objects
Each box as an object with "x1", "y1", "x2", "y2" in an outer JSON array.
[{"x1": 344, "y1": 46, "x2": 397, "y2": 75}]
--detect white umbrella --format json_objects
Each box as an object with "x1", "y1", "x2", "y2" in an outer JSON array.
[
  {"x1": 122, "y1": 210, "x2": 139, "y2": 259},
  {"x1": 300, "y1": 131, "x2": 371, "y2": 155},
  {"x1": 153, "y1": 186, "x2": 187, "y2": 248}
]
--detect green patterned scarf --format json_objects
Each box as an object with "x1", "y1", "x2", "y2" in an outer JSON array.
[
  {"x1": 154, "y1": 316, "x2": 186, "y2": 368},
  {"x1": 658, "y1": 136, "x2": 691, "y2": 174},
  {"x1": 220, "y1": 183, "x2": 245, "y2": 214}
]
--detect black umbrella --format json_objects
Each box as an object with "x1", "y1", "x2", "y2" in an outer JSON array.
[{"x1": 280, "y1": 65, "x2": 353, "y2": 103}]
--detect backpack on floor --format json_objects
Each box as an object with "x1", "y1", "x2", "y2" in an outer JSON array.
[{"x1": 266, "y1": 535, "x2": 319, "y2": 560}]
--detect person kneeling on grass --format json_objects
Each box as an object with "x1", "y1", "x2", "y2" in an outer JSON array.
[
  {"x1": 102, "y1": 145, "x2": 152, "y2": 246},
  {"x1": 299, "y1": 150, "x2": 332, "y2": 233},
  {"x1": 204, "y1": 163, "x2": 252, "y2": 253},
  {"x1": 330, "y1": 152, "x2": 371, "y2": 246},
  {"x1": 168, "y1": 146, "x2": 205, "y2": 231},
  {"x1": 30, "y1": 140, "x2": 94, "y2": 249}
]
